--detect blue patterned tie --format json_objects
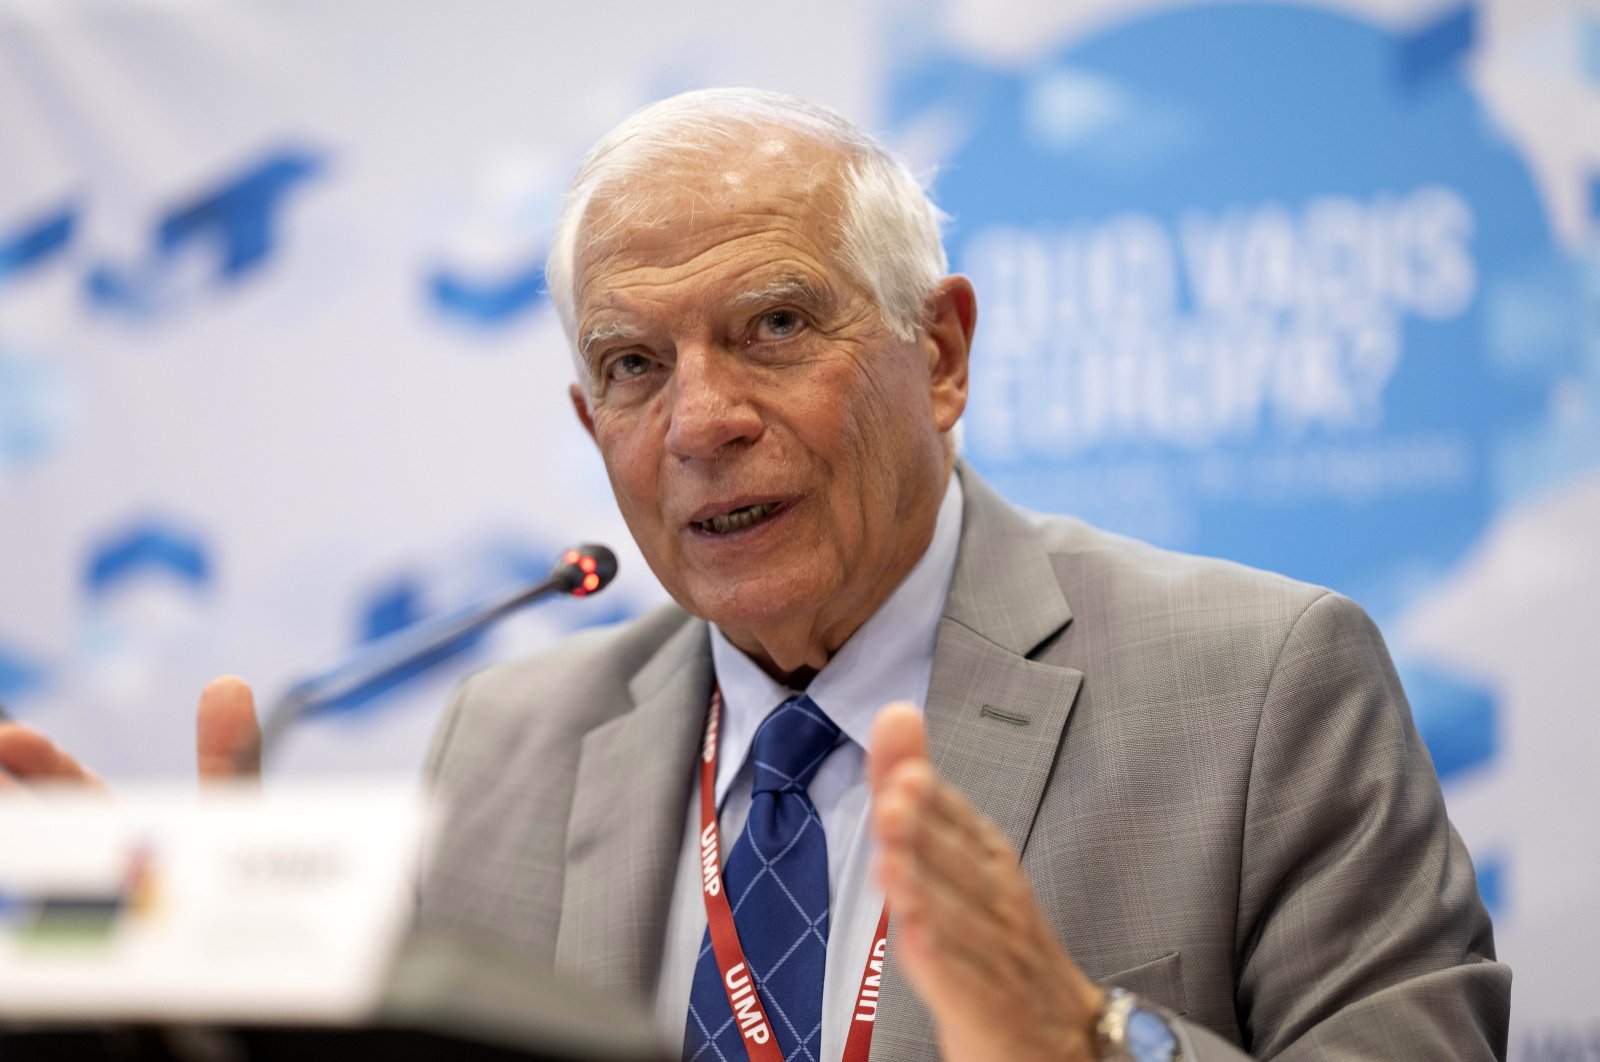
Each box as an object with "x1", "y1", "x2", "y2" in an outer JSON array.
[{"x1": 684, "y1": 695, "x2": 842, "y2": 1062}]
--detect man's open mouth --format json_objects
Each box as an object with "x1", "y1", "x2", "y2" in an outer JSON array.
[{"x1": 694, "y1": 502, "x2": 781, "y2": 535}]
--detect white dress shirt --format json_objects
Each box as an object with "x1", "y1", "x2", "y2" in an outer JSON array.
[{"x1": 654, "y1": 475, "x2": 965, "y2": 1060}]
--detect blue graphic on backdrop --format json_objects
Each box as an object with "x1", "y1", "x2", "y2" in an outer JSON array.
[
  {"x1": 888, "y1": 4, "x2": 1569, "y2": 614},
  {"x1": 1474, "y1": 855, "x2": 1505, "y2": 918},
  {"x1": 429, "y1": 258, "x2": 547, "y2": 326},
  {"x1": 0, "y1": 206, "x2": 76, "y2": 290},
  {"x1": 0, "y1": 353, "x2": 72, "y2": 469},
  {"x1": 423, "y1": 154, "x2": 565, "y2": 330},
  {"x1": 76, "y1": 521, "x2": 214, "y2": 698},
  {"x1": 1486, "y1": 252, "x2": 1600, "y2": 506},
  {"x1": 85, "y1": 522, "x2": 212, "y2": 598},
  {"x1": 884, "y1": 3, "x2": 1599, "y2": 919},
  {"x1": 1396, "y1": 4, "x2": 1475, "y2": 89},
  {"x1": 1400, "y1": 662, "x2": 1496, "y2": 782},
  {"x1": 86, "y1": 148, "x2": 324, "y2": 317},
  {"x1": 0, "y1": 642, "x2": 46, "y2": 705}
]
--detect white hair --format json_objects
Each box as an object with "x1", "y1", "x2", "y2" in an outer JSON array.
[{"x1": 545, "y1": 88, "x2": 949, "y2": 380}]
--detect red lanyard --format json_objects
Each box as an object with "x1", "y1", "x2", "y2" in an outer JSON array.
[{"x1": 698, "y1": 688, "x2": 889, "y2": 1062}]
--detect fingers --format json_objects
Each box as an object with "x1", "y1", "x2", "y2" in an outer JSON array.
[
  {"x1": 874, "y1": 761, "x2": 1026, "y2": 975},
  {"x1": 866, "y1": 703, "x2": 1102, "y2": 1062},
  {"x1": 870, "y1": 707, "x2": 1005, "y2": 915},
  {"x1": 196, "y1": 676, "x2": 261, "y2": 783},
  {"x1": 867, "y1": 700, "x2": 927, "y2": 794},
  {"x1": 0, "y1": 723, "x2": 109, "y2": 791},
  {"x1": 878, "y1": 768, "x2": 1013, "y2": 921}
]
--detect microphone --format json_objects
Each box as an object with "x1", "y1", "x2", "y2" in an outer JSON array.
[{"x1": 256, "y1": 543, "x2": 617, "y2": 765}]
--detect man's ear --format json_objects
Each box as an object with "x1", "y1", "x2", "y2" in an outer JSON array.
[
  {"x1": 570, "y1": 383, "x2": 598, "y2": 441},
  {"x1": 924, "y1": 275, "x2": 976, "y2": 434}
]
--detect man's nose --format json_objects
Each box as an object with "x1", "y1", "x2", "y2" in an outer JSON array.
[{"x1": 664, "y1": 344, "x2": 763, "y2": 459}]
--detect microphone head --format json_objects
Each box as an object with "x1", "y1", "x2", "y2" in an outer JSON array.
[{"x1": 551, "y1": 543, "x2": 618, "y2": 597}]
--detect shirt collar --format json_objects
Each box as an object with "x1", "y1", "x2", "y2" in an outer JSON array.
[{"x1": 708, "y1": 473, "x2": 966, "y2": 803}]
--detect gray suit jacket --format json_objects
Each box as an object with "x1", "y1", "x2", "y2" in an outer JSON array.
[{"x1": 419, "y1": 467, "x2": 1510, "y2": 1060}]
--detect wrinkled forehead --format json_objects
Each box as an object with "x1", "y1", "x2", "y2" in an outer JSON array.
[{"x1": 573, "y1": 138, "x2": 852, "y2": 300}]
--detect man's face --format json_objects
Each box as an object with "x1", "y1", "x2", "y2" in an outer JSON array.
[{"x1": 569, "y1": 142, "x2": 970, "y2": 676}]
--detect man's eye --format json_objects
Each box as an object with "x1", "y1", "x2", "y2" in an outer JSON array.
[
  {"x1": 606, "y1": 353, "x2": 653, "y2": 382},
  {"x1": 753, "y1": 309, "x2": 806, "y2": 342}
]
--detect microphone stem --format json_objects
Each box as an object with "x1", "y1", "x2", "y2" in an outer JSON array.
[{"x1": 256, "y1": 572, "x2": 570, "y2": 765}]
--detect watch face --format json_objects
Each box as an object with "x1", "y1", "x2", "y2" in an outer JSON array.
[{"x1": 1126, "y1": 1007, "x2": 1179, "y2": 1061}]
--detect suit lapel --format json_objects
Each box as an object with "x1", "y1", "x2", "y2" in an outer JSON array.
[
  {"x1": 555, "y1": 618, "x2": 711, "y2": 1001},
  {"x1": 872, "y1": 467, "x2": 1084, "y2": 1061},
  {"x1": 925, "y1": 470, "x2": 1081, "y2": 853}
]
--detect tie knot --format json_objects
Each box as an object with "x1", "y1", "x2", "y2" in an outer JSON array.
[{"x1": 750, "y1": 695, "x2": 841, "y2": 795}]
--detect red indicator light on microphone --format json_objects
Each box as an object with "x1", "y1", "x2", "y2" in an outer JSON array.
[{"x1": 550, "y1": 543, "x2": 615, "y2": 599}]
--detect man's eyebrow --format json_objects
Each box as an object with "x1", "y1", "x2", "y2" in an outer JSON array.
[
  {"x1": 579, "y1": 320, "x2": 647, "y2": 363},
  {"x1": 728, "y1": 275, "x2": 835, "y2": 312}
]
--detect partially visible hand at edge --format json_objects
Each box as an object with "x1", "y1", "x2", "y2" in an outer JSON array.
[
  {"x1": 0, "y1": 674, "x2": 261, "y2": 792},
  {"x1": 0, "y1": 721, "x2": 108, "y2": 792}
]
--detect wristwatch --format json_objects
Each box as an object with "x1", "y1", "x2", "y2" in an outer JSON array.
[{"x1": 1095, "y1": 987, "x2": 1181, "y2": 1061}]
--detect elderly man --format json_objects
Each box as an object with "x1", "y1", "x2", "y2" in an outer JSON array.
[{"x1": 3, "y1": 89, "x2": 1507, "y2": 1061}]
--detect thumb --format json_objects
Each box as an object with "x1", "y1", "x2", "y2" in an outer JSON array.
[
  {"x1": 197, "y1": 675, "x2": 261, "y2": 784},
  {"x1": 867, "y1": 700, "x2": 928, "y2": 796}
]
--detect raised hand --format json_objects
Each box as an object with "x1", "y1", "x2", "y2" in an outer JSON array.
[
  {"x1": 0, "y1": 675, "x2": 261, "y2": 790},
  {"x1": 868, "y1": 701, "x2": 1105, "y2": 1062}
]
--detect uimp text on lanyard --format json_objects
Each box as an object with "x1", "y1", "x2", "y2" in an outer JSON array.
[{"x1": 698, "y1": 687, "x2": 890, "y2": 1062}]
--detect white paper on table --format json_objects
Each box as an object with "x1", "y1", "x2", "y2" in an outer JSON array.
[{"x1": 0, "y1": 780, "x2": 434, "y2": 1025}]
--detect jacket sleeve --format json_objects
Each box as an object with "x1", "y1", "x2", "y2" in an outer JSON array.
[{"x1": 1176, "y1": 591, "x2": 1509, "y2": 1060}]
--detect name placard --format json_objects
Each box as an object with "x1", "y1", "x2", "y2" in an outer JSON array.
[{"x1": 0, "y1": 781, "x2": 433, "y2": 1024}]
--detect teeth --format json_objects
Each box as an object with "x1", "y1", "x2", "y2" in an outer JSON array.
[{"x1": 701, "y1": 503, "x2": 778, "y2": 535}]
